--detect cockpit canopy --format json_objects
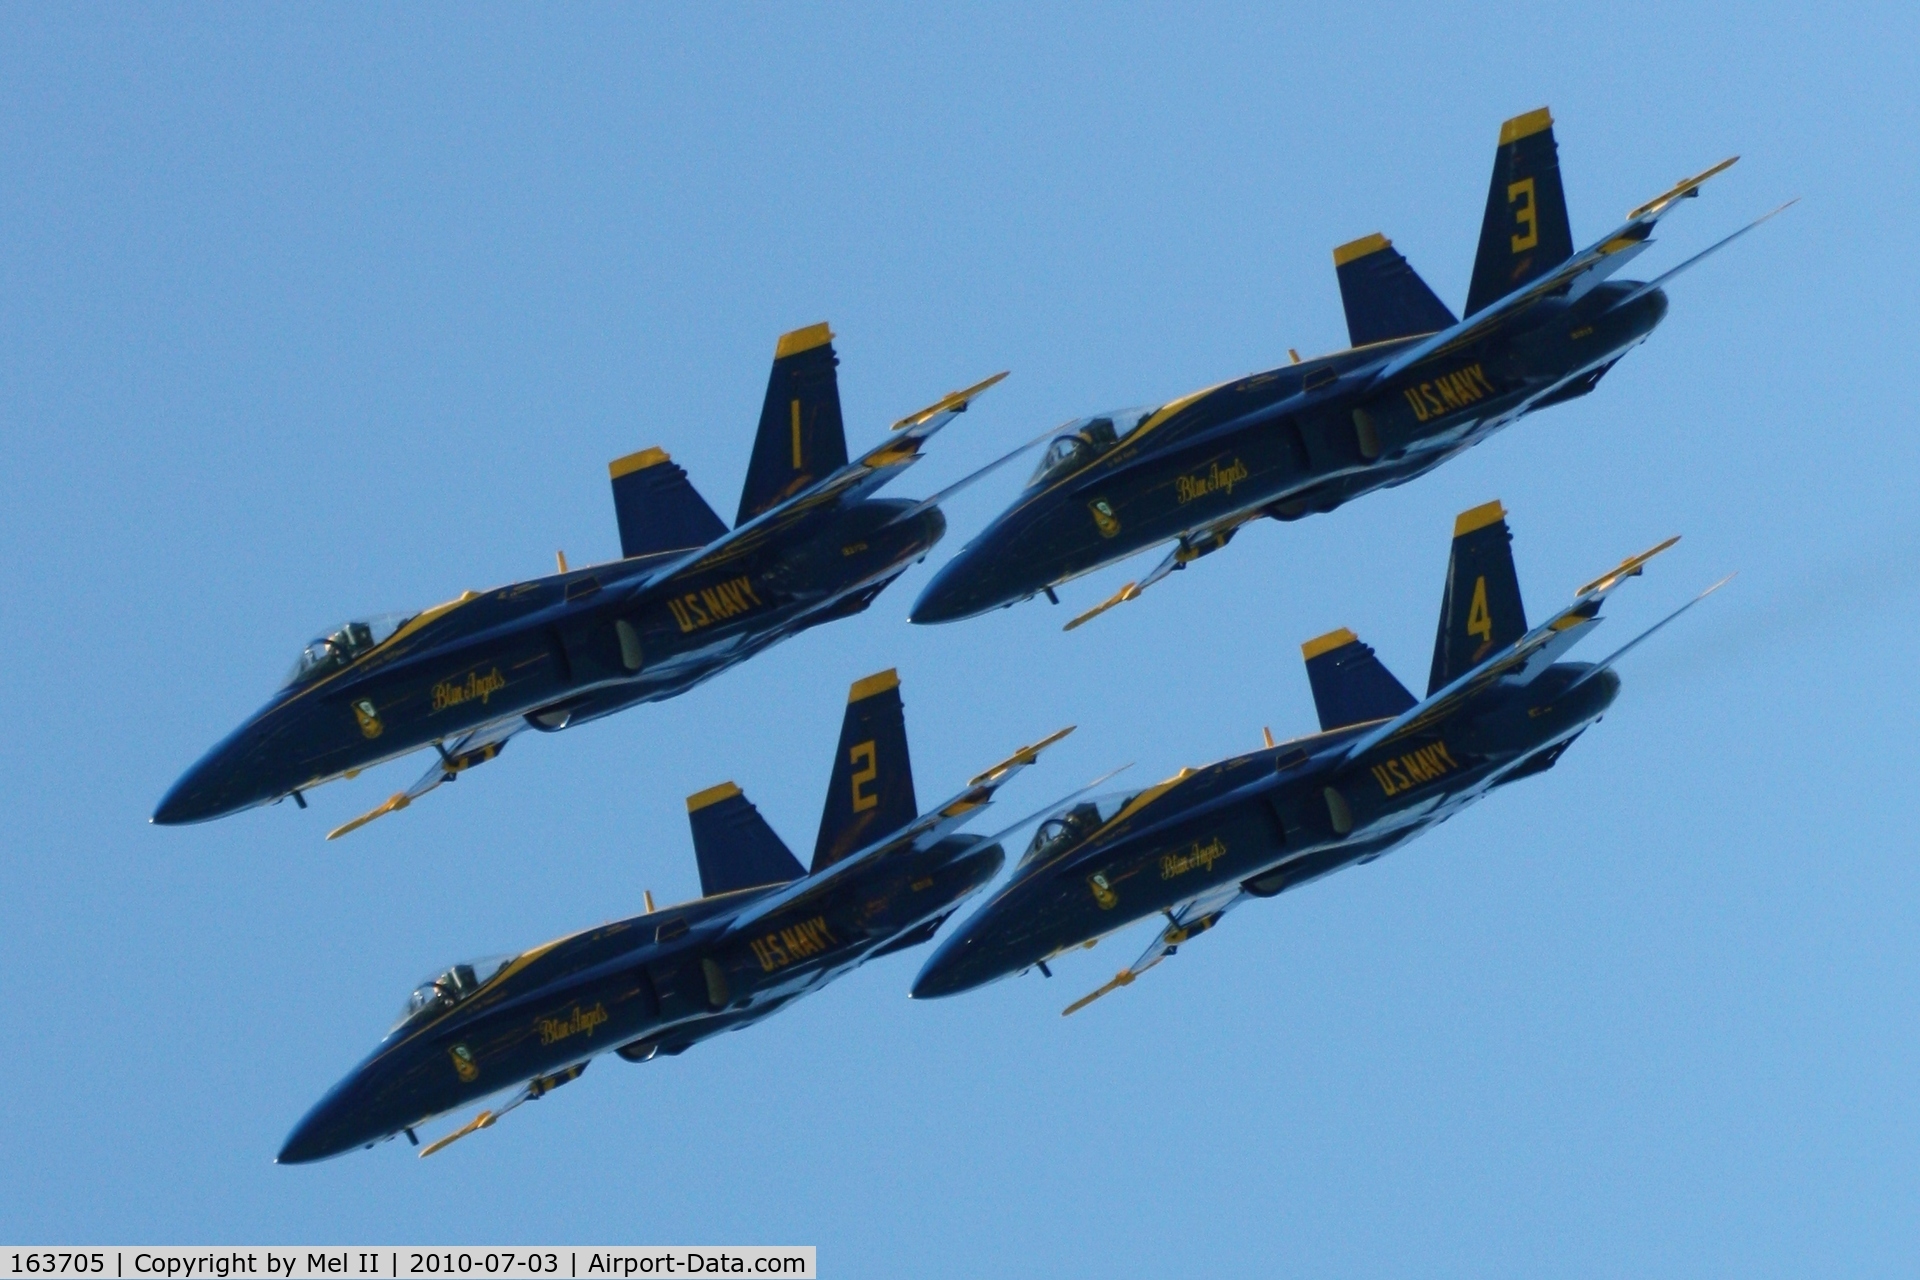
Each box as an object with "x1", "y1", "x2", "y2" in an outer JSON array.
[
  {"x1": 285, "y1": 613, "x2": 411, "y2": 687},
  {"x1": 394, "y1": 955, "x2": 512, "y2": 1029},
  {"x1": 1025, "y1": 407, "x2": 1157, "y2": 489},
  {"x1": 1019, "y1": 790, "x2": 1136, "y2": 867}
]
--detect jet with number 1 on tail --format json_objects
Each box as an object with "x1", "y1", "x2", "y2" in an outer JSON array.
[
  {"x1": 155, "y1": 325, "x2": 1024, "y2": 836},
  {"x1": 911, "y1": 500, "x2": 1728, "y2": 1010},
  {"x1": 911, "y1": 107, "x2": 1785, "y2": 629},
  {"x1": 277, "y1": 669, "x2": 1073, "y2": 1162}
]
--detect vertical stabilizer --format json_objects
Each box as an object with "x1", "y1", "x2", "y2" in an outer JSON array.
[
  {"x1": 609, "y1": 448, "x2": 729, "y2": 559},
  {"x1": 812, "y1": 669, "x2": 918, "y2": 873},
  {"x1": 1427, "y1": 500, "x2": 1529, "y2": 695},
  {"x1": 686, "y1": 783, "x2": 805, "y2": 897},
  {"x1": 1464, "y1": 108, "x2": 1576, "y2": 317},
  {"x1": 736, "y1": 322, "x2": 850, "y2": 526},
  {"x1": 1333, "y1": 233, "x2": 1458, "y2": 348},
  {"x1": 1301, "y1": 629, "x2": 1417, "y2": 733}
]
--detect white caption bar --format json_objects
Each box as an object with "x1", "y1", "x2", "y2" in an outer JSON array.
[{"x1": 1, "y1": 1251, "x2": 815, "y2": 1280}]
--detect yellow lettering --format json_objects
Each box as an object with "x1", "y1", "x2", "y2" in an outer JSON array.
[
  {"x1": 1373, "y1": 763, "x2": 1398, "y2": 796},
  {"x1": 685, "y1": 594, "x2": 709, "y2": 626},
  {"x1": 1403, "y1": 388, "x2": 1430, "y2": 423},
  {"x1": 849, "y1": 740, "x2": 878, "y2": 812},
  {"x1": 1509, "y1": 177, "x2": 1539, "y2": 252},
  {"x1": 1388, "y1": 760, "x2": 1411, "y2": 790},
  {"x1": 1422, "y1": 386, "x2": 1445, "y2": 417},
  {"x1": 1432, "y1": 740, "x2": 1460, "y2": 770},
  {"x1": 1436, "y1": 374, "x2": 1464, "y2": 410},
  {"x1": 735, "y1": 576, "x2": 764, "y2": 607},
  {"x1": 1467, "y1": 575, "x2": 1492, "y2": 643}
]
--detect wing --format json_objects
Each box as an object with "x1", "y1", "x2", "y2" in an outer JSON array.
[
  {"x1": 638, "y1": 371, "x2": 1008, "y2": 584},
  {"x1": 722, "y1": 723, "x2": 1071, "y2": 936},
  {"x1": 1372, "y1": 157, "x2": 1741, "y2": 386},
  {"x1": 325, "y1": 717, "x2": 525, "y2": 840},
  {"x1": 1061, "y1": 884, "x2": 1251, "y2": 1016},
  {"x1": 1062, "y1": 508, "x2": 1262, "y2": 631},
  {"x1": 1337, "y1": 534, "x2": 1681, "y2": 763}
]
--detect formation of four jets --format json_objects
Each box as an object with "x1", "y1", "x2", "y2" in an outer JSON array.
[{"x1": 151, "y1": 108, "x2": 1778, "y2": 1162}]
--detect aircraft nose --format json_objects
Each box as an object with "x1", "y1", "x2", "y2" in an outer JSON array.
[
  {"x1": 154, "y1": 715, "x2": 295, "y2": 824},
  {"x1": 911, "y1": 920, "x2": 1010, "y2": 1000},
  {"x1": 152, "y1": 752, "x2": 240, "y2": 825},
  {"x1": 911, "y1": 545, "x2": 1015, "y2": 625},
  {"x1": 277, "y1": 1076, "x2": 383, "y2": 1165}
]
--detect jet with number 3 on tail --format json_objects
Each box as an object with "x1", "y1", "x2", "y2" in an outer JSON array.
[
  {"x1": 910, "y1": 501, "x2": 1728, "y2": 1010},
  {"x1": 910, "y1": 108, "x2": 1785, "y2": 629},
  {"x1": 155, "y1": 325, "x2": 1023, "y2": 836},
  {"x1": 277, "y1": 669, "x2": 1073, "y2": 1162}
]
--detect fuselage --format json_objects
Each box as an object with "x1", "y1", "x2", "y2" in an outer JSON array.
[
  {"x1": 912, "y1": 283, "x2": 1666, "y2": 623},
  {"x1": 155, "y1": 499, "x2": 945, "y2": 824},
  {"x1": 279, "y1": 833, "x2": 1002, "y2": 1163},
  {"x1": 911, "y1": 663, "x2": 1619, "y2": 998}
]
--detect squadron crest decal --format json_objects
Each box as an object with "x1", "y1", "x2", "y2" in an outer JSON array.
[
  {"x1": 448, "y1": 1043, "x2": 480, "y2": 1083},
  {"x1": 352, "y1": 699, "x2": 384, "y2": 739},
  {"x1": 1088, "y1": 499, "x2": 1121, "y2": 539}
]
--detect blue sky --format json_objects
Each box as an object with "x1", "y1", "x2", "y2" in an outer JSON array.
[{"x1": 3, "y1": 3, "x2": 1916, "y2": 1274}]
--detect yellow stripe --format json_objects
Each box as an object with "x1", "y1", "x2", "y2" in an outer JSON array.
[
  {"x1": 686, "y1": 781, "x2": 742, "y2": 812},
  {"x1": 848, "y1": 668, "x2": 900, "y2": 702},
  {"x1": 1499, "y1": 107, "x2": 1553, "y2": 145},
  {"x1": 775, "y1": 322, "x2": 833, "y2": 359},
  {"x1": 609, "y1": 447, "x2": 670, "y2": 479},
  {"x1": 1301, "y1": 627, "x2": 1359, "y2": 660},
  {"x1": 1625, "y1": 156, "x2": 1739, "y2": 222},
  {"x1": 1453, "y1": 499, "x2": 1507, "y2": 538},
  {"x1": 889, "y1": 370, "x2": 1009, "y2": 432},
  {"x1": 1333, "y1": 232, "x2": 1390, "y2": 266}
]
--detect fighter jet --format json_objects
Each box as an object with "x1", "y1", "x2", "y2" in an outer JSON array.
[
  {"x1": 277, "y1": 669, "x2": 1071, "y2": 1162},
  {"x1": 910, "y1": 108, "x2": 1783, "y2": 629},
  {"x1": 155, "y1": 324, "x2": 1018, "y2": 835},
  {"x1": 910, "y1": 501, "x2": 1726, "y2": 1011}
]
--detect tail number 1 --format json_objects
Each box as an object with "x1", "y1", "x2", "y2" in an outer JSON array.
[
  {"x1": 1508, "y1": 177, "x2": 1539, "y2": 253},
  {"x1": 849, "y1": 740, "x2": 878, "y2": 811}
]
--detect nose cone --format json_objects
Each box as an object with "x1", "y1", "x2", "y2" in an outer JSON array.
[
  {"x1": 277, "y1": 1075, "x2": 386, "y2": 1165},
  {"x1": 153, "y1": 740, "x2": 252, "y2": 825},
  {"x1": 155, "y1": 703, "x2": 306, "y2": 824},
  {"x1": 912, "y1": 540, "x2": 1023, "y2": 625},
  {"x1": 912, "y1": 911, "x2": 1020, "y2": 1000}
]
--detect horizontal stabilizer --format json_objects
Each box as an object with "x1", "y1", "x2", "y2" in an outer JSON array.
[
  {"x1": 687, "y1": 783, "x2": 805, "y2": 896},
  {"x1": 1334, "y1": 233, "x2": 1458, "y2": 347},
  {"x1": 608, "y1": 448, "x2": 728, "y2": 560},
  {"x1": 1372, "y1": 136, "x2": 1741, "y2": 387},
  {"x1": 737, "y1": 322, "x2": 850, "y2": 527},
  {"x1": 1341, "y1": 532, "x2": 1682, "y2": 763},
  {"x1": 1302, "y1": 628, "x2": 1417, "y2": 732},
  {"x1": 813, "y1": 669, "x2": 919, "y2": 873}
]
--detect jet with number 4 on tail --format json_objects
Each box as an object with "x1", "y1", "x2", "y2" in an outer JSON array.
[
  {"x1": 277, "y1": 669, "x2": 1073, "y2": 1162},
  {"x1": 911, "y1": 501, "x2": 1728, "y2": 1011},
  {"x1": 155, "y1": 325, "x2": 1022, "y2": 836},
  {"x1": 911, "y1": 108, "x2": 1785, "y2": 629}
]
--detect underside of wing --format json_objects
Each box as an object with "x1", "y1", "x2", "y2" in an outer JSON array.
[{"x1": 1063, "y1": 884, "x2": 1249, "y2": 1016}]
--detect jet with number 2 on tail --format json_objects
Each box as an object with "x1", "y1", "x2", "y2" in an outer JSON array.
[
  {"x1": 277, "y1": 669, "x2": 1073, "y2": 1162},
  {"x1": 911, "y1": 500, "x2": 1728, "y2": 1011},
  {"x1": 911, "y1": 107, "x2": 1785, "y2": 629},
  {"x1": 154, "y1": 325, "x2": 1024, "y2": 836}
]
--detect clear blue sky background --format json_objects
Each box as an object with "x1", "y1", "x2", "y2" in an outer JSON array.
[{"x1": 2, "y1": 4, "x2": 1914, "y2": 1274}]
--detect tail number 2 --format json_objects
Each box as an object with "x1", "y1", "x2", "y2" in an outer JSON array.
[{"x1": 849, "y1": 740, "x2": 878, "y2": 812}]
